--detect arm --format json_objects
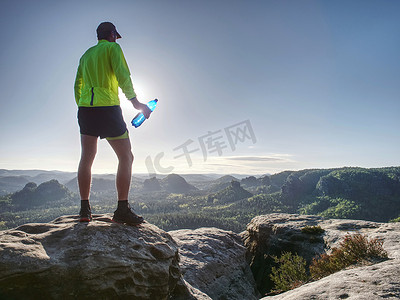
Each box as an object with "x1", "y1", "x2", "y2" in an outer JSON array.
[
  {"x1": 74, "y1": 63, "x2": 83, "y2": 105},
  {"x1": 110, "y1": 44, "x2": 151, "y2": 118},
  {"x1": 110, "y1": 44, "x2": 137, "y2": 100}
]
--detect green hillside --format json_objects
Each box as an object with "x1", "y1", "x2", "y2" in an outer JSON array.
[
  {"x1": 1, "y1": 167, "x2": 399, "y2": 232},
  {"x1": 296, "y1": 167, "x2": 400, "y2": 221}
]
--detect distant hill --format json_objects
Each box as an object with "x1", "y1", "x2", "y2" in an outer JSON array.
[
  {"x1": 179, "y1": 174, "x2": 218, "y2": 182},
  {"x1": 0, "y1": 169, "x2": 76, "y2": 183},
  {"x1": 2, "y1": 167, "x2": 399, "y2": 223},
  {"x1": 0, "y1": 176, "x2": 30, "y2": 196},
  {"x1": 274, "y1": 167, "x2": 400, "y2": 222},
  {"x1": 160, "y1": 174, "x2": 198, "y2": 193},
  {"x1": 143, "y1": 177, "x2": 162, "y2": 192},
  {"x1": 208, "y1": 181, "x2": 252, "y2": 204},
  {"x1": 207, "y1": 175, "x2": 240, "y2": 193},
  {"x1": 0, "y1": 170, "x2": 261, "y2": 195},
  {"x1": 65, "y1": 177, "x2": 79, "y2": 192},
  {"x1": 0, "y1": 169, "x2": 50, "y2": 177},
  {"x1": 66, "y1": 174, "x2": 197, "y2": 193},
  {"x1": 11, "y1": 180, "x2": 73, "y2": 209},
  {"x1": 65, "y1": 177, "x2": 116, "y2": 193},
  {"x1": 0, "y1": 170, "x2": 76, "y2": 195},
  {"x1": 1, "y1": 167, "x2": 400, "y2": 232},
  {"x1": 269, "y1": 171, "x2": 295, "y2": 189},
  {"x1": 240, "y1": 176, "x2": 259, "y2": 187},
  {"x1": 65, "y1": 175, "x2": 144, "y2": 194}
]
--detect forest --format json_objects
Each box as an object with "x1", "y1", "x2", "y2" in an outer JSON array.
[{"x1": 1, "y1": 167, "x2": 400, "y2": 232}]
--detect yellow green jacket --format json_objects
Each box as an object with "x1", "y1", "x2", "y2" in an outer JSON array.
[{"x1": 74, "y1": 40, "x2": 136, "y2": 107}]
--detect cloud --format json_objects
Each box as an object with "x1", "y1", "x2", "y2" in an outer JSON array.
[
  {"x1": 225, "y1": 156, "x2": 283, "y2": 162},
  {"x1": 221, "y1": 154, "x2": 295, "y2": 163},
  {"x1": 196, "y1": 154, "x2": 297, "y2": 174}
]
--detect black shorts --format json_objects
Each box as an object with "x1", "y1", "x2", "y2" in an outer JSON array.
[{"x1": 78, "y1": 106, "x2": 127, "y2": 139}]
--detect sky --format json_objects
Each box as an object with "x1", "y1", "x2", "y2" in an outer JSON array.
[{"x1": 0, "y1": 0, "x2": 399, "y2": 176}]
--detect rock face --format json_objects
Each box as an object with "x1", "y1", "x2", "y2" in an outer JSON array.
[
  {"x1": 0, "y1": 215, "x2": 184, "y2": 300},
  {"x1": 169, "y1": 227, "x2": 260, "y2": 300},
  {"x1": 263, "y1": 259, "x2": 400, "y2": 299},
  {"x1": 242, "y1": 214, "x2": 326, "y2": 294},
  {"x1": 4, "y1": 212, "x2": 398, "y2": 300},
  {"x1": 241, "y1": 213, "x2": 400, "y2": 299},
  {"x1": 0, "y1": 215, "x2": 262, "y2": 300}
]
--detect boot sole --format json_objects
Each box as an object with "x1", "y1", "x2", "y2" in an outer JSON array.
[{"x1": 79, "y1": 217, "x2": 92, "y2": 222}]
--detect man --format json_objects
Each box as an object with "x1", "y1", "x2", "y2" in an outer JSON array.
[{"x1": 74, "y1": 22, "x2": 151, "y2": 225}]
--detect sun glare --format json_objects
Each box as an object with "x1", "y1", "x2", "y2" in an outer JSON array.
[{"x1": 119, "y1": 79, "x2": 152, "y2": 110}]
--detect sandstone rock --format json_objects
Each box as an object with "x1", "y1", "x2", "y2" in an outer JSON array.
[
  {"x1": 171, "y1": 278, "x2": 212, "y2": 300},
  {"x1": 0, "y1": 215, "x2": 186, "y2": 300},
  {"x1": 242, "y1": 214, "x2": 326, "y2": 294},
  {"x1": 169, "y1": 227, "x2": 260, "y2": 300},
  {"x1": 242, "y1": 213, "x2": 400, "y2": 299},
  {"x1": 263, "y1": 259, "x2": 400, "y2": 300}
]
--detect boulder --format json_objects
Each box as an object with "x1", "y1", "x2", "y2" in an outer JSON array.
[
  {"x1": 242, "y1": 214, "x2": 326, "y2": 294},
  {"x1": 263, "y1": 258, "x2": 400, "y2": 299},
  {"x1": 0, "y1": 214, "x2": 193, "y2": 300},
  {"x1": 169, "y1": 227, "x2": 260, "y2": 300},
  {"x1": 241, "y1": 213, "x2": 400, "y2": 299}
]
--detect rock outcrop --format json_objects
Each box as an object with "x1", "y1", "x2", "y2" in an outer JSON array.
[
  {"x1": 3, "y1": 211, "x2": 399, "y2": 299},
  {"x1": 241, "y1": 213, "x2": 400, "y2": 299},
  {"x1": 169, "y1": 227, "x2": 260, "y2": 300},
  {"x1": 0, "y1": 215, "x2": 185, "y2": 299},
  {"x1": 242, "y1": 214, "x2": 326, "y2": 294},
  {"x1": 263, "y1": 258, "x2": 400, "y2": 299}
]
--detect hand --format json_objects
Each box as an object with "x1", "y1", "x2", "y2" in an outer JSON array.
[
  {"x1": 129, "y1": 97, "x2": 152, "y2": 119},
  {"x1": 140, "y1": 103, "x2": 152, "y2": 119}
]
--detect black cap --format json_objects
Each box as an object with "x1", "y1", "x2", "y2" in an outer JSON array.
[{"x1": 96, "y1": 22, "x2": 122, "y2": 39}]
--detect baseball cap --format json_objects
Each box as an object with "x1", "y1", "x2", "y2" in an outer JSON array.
[{"x1": 97, "y1": 22, "x2": 122, "y2": 39}]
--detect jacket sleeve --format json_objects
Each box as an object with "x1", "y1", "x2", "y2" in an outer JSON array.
[
  {"x1": 111, "y1": 44, "x2": 137, "y2": 100},
  {"x1": 74, "y1": 62, "x2": 83, "y2": 105}
]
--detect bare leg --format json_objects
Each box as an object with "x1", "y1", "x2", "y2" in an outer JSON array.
[
  {"x1": 78, "y1": 135, "x2": 98, "y2": 200},
  {"x1": 107, "y1": 138, "x2": 134, "y2": 200}
]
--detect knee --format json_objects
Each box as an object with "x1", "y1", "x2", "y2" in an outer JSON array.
[
  {"x1": 120, "y1": 151, "x2": 134, "y2": 165},
  {"x1": 129, "y1": 151, "x2": 134, "y2": 164},
  {"x1": 80, "y1": 150, "x2": 97, "y2": 166}
]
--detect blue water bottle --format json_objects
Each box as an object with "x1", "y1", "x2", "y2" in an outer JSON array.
[{"x1": 131, "y1": 99, "x2": 158, "y2": 128}]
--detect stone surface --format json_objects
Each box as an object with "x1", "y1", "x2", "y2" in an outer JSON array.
[
  {"x1": 0, "y1": 214, "x2": 185, "y2": 300},
  {"x1": 171, "y1": 278, "x2": 212, "y2": 300},
  {"x1": 169, "y1": 227, "x2": 260, "y2": 300},
  {"x1": 241, "y1": 213, "x2": 400, "y2": 299},
  {"x1": 263, "y1": 259, "x2": 400, "y2": 300},
  {"x1": 242, "y1": 214, "x2": 327, "y2": 294}
]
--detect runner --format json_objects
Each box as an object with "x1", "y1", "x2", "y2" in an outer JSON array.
[{"x1": 74, "y1": 22, "x2": 151, "y2": 225}]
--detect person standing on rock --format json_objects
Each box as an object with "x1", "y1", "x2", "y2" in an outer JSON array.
[{"x1": 74, "y1": 22, "x2": 151, "y2": 224}]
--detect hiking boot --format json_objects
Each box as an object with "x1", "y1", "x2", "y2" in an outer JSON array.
[
  {"x1": 112, "y1": 203, "x2": 144, "y2": 225},
  {"x1": 79, "y1": 203, "x2": 92, "y2": 222}
]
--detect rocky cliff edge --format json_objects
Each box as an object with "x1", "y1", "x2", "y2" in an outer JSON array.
[
  {"x1": 242, "y1": 213, "x2": 400, "y2": 300},
  {"x1": 0, "y1": 215, "x2": 191, "y2": 299},
  {"x1": 0, "y1": 214, "x2": 257, "y2": 300}
]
